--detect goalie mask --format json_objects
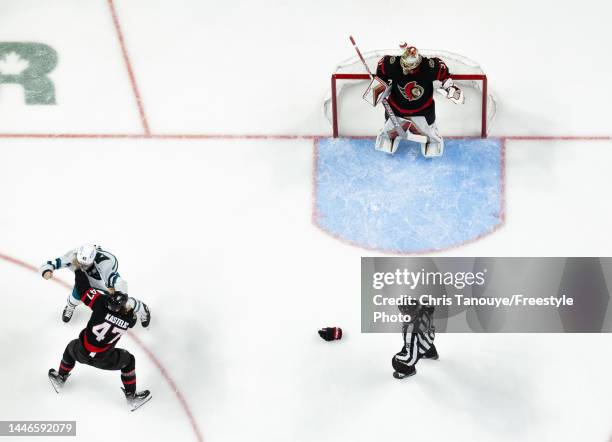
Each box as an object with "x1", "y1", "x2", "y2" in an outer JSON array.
[{"x1": 399, "y1": 43, "x2": 422, "y2": 74}]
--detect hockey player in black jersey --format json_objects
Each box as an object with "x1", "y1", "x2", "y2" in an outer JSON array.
[
  {"x1": 39, "y1": 244, "x2": 150, "y2": 326},
  {"x1": 392, "y1": 305, "x2": 439, "y2": 379},
  {"x1": 371, "y1": 43, "x2": 464, "y2": 157},
  {"x1": 48, "y1": 269, "x2": 152, "y2": 411}
]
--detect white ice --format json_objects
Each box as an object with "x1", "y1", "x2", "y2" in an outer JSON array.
[{"x1": 1, "y1": 1, "x2": 612, "y2": 442}]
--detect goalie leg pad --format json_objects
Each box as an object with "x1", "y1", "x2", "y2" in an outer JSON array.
[
  {"x1": 424, "y1": 141, "x2": 444, "y2": 158},
  {"x1": 375, "y1": 133, "x2": 394, "y2": 154},
  {"x1": 375, "y1": 118, "x2": 400, "y2": 154},
  {"x1": 410, "y1": 117, "x2": 444, "y2": 158},
  {"x1": 375, "y1": 133, "x2": 402, "y2": 154},
  {"x1": 376, "y1": 117, "x2": 432, "y2": 153}
]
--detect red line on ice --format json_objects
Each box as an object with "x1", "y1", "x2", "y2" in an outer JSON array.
[
  {"x1": 0, "y1": 133, "x2": 320, "y2": 140},
  {"x1": 0, "y1": 252, "x2": 204, "y2": 442},
  {"x1": 505, "y1": 135, "x2": 612, "y2": 141},
  {"x1": 128, "y1": 333, "x2": 204, "y2": 442},
  {"x1": 0, "y1": 133, "x2": 611, "y2": 141},
  {"x1": 106, "y1": 0, "x2": 151, "y2": 135},
  {"x1": 499, "y1": 138, "x2": 507, "y2": 223}
]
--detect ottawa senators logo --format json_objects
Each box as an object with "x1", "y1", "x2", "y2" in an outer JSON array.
[{"x1": 398, "y1": 81, "x2": 425, "y2": 101}]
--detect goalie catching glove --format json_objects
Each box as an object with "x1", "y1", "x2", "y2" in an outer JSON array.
[{"x1": 440, "y1": 78, "x2": 464, "y2": 104}]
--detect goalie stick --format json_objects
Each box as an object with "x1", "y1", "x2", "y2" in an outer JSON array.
[{"x1": 349, "y1": 35, "x2": 407, "y2": 139}]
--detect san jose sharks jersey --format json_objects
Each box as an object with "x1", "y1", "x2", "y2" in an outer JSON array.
[
  {"x1": 376, "y1": 55, "x2": 451, "y2": 121},
  {"x1": 39, "y1": 245, "x2": 126, "y2": 293}
]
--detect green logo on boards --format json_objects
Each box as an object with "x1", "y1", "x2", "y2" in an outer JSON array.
[{"x1": 0, "y1": 42, "x2": 57, "y2": 104}]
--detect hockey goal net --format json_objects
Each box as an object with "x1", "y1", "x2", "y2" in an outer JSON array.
[{"x1": 324, "y1": 49, "x2": 497, "y2": 138}]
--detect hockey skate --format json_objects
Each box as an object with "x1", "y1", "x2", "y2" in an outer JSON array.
[
  {"x1": 392, "y1": 351, "x2": 417, "y2": 379},
  {"x1": 48, "y1": 369, "x2": 69, "y2": 393},
  {"x1": 141, "y1": 303, "x2": 151, "y2": 328},
  {"x1": 421, "y1": 345, "x2": 439, "y2": 360},
  {"x1": 392, "y1": 365, "x2": 416, "y2": 379},
  {"x1": 122, "y1": 388, "x2": 152, "y2": 411},
  {"x1": 61, "y1": 305, "x2": 75, "y2": 323}
]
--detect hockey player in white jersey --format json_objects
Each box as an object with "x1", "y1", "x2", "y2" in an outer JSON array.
[{"x1": 39, "y1": 244, "x2": 150, "y2": 326}]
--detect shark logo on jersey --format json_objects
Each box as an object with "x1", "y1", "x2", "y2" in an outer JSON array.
[
  {"x1": 398, "y1": 81, "x2": 424, "y2": 101},
  {"x1": 86, "y1": 266, "x2": 102, "y2": 281}
]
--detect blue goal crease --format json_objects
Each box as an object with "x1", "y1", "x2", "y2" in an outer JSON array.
[{"x1": 314, "y1": 137, "x2": 503, "y2": 253}]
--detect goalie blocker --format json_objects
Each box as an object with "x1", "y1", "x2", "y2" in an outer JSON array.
[{"x1": 364, "y1": 43, "x2": 465, "y2": 158}]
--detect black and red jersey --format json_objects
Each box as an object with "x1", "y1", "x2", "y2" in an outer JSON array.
[
  {"x1": 376, "y1": 55, "x2": 451, "y2": 120},
  {"x1": 74, "y1": 271, "x2": 137, "y2": 353}
]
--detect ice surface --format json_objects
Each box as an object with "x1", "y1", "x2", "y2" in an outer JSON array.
[
  {"x1": 315, "y1": 137, "x2": 502, "y2": 252},
  {"x1": 1, "y1": 1, "x2": 612, "y2": 441}
]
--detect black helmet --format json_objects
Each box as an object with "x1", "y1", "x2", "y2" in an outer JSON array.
[{"x1": 106, "y1": 292, "x2": 128, "y2": 313}]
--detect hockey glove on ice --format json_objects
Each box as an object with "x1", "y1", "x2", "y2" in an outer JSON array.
[{"x1": 318, "y1": 327, "x2": 342, "y2": 341}]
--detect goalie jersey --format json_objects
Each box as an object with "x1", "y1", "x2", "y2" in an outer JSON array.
[{"x1": 376, "y1": 55, "x2": 451, "y2": 124}]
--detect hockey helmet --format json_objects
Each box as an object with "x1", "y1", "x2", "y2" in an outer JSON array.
[
  {"x1": 106, "y1": 292, "x2": 129, "y2": 313},
  {"x1": 76, "y1": 244, "x2": 97, "y2": 269},
  {"x1": 399, "y1": 42, "x2": 422, "y2": 73}
]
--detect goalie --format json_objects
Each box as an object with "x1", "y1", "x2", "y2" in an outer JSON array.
[{"x1": 368, "y1": 43, "x2": 464, "y2": 157}]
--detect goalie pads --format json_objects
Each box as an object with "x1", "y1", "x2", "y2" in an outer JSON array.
[
  {"x1": 440, "y1": 78, "x2": 464, "y2": 105},
  {"x1": 423, "y1": 141, "x2": 444, "y2": 158},
  {"x1": 375, "y1": 117, "x2": 428, "y2": 154},
  {"x1": 376, "y1": 116, "x2": 444, "y2": 158},
  {"x1": 363, "y1": 77, "x2": 391, "y2": 107},
  {"x1": 375, "y1": 134, "x2": 402, "y2": 154}
]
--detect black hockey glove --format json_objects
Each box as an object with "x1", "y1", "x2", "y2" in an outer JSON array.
[{"x1": 318, "y1": 327, "x2": 342, "y2": 341}]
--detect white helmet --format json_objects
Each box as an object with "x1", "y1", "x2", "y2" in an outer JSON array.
[{"x1": 76, "y1": 244, "x2": 97, "y2": 269}]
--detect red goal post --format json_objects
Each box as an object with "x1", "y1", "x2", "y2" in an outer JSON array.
[
  {"x1": 331, "y1": 73, "x2": 488, "y2": 138},
  {"x1": 325, "y1": 49, "x2": 496, "y2": 139}
]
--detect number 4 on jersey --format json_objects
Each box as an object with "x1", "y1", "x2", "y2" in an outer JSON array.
[{"x1": 92, "y1": 322, "x2": 127, "y2": 344}]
